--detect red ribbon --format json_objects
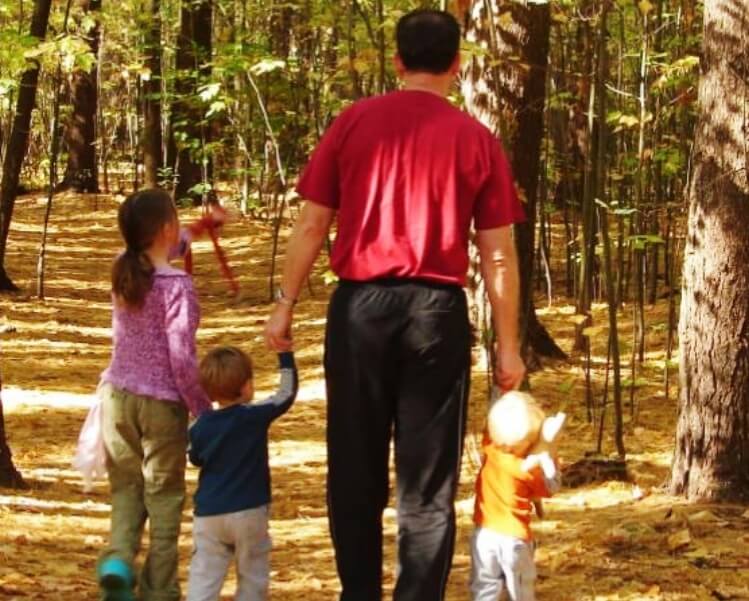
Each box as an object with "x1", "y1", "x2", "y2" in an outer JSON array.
[{"x1": 184, "y1": 207, "x2": 240, "y2": 296}]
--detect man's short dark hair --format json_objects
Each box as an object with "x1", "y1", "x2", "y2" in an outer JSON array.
[{"x1": 396, "y1": 9, "x2": 461, "y2": 75}]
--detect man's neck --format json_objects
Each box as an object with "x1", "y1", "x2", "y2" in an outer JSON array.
[{"x1": 401, "y1": 72, "x2": 453, "y2": 98}]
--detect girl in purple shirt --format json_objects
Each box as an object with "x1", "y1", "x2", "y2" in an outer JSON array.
[{"x1": 98, "y1": 189, "x2": 212, "y2": 601}]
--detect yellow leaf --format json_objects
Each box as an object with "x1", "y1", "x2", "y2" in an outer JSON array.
[
  {"x1": 684, "y1": 547, "x2": 710, "y2": 560},
  {"x1": 687, "y1": 510, "x2": 721, "y2": 524},
  {"x1": 606, "y1": 526, "x2": 631, "y2": 543},
  {"x1": 667, "y1": 528, "x2": 691, "y2": 551},
  {"x1": 582, "y1": 325, "x2": 605, "y2": 338},
  {"x1": 713, "y1": 585, "x2": 749, "y2": 599}
]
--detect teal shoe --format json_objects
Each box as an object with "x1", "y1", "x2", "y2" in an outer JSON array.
[
  {"x1": 101, "y1": 593, "x2": 134, "y2": 601},
  {"x1": 97, "y1": 557, "x2": 135, "y2": 601}
]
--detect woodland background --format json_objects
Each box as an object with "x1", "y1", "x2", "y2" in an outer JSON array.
[{"x1": 1, "y1": 0, "x2": 749, "y2": 599}]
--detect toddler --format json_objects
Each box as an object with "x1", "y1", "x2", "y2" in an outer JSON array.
[
  {"x1": 187, "y1": 346, "x2": 298, "y2": 601},
  {"x1": 471, "y1": 391, "x2": 563, "y2": 601}
]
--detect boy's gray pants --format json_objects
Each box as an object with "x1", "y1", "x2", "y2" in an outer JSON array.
[
  {"x1": 471, "y1": 527, "x2": 537, "y2": 601},
  {"x1": 187, "y1": 505, "x2": 270, "y2": 601}
]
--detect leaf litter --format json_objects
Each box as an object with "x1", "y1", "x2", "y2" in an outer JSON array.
[{"x1": 1, "y1": 194, "x2": 748, "y2": 600}]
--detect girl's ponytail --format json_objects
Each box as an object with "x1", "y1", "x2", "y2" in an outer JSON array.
[
  {"x1": 111, "y1": 248, "x2": 155, "y2": 308},
  {"x1": 111, "y1": 189, "x2": 177, "y2": 308}
]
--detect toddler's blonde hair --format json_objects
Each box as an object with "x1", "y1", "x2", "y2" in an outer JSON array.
[{"x1": 487, "y1": 391, "x2": 545, "y2": 456}]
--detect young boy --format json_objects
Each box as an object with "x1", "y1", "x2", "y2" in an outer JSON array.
[
  {"x1": 187, "y1": 347, "x2": 298, "y2": 601},
  {"x1": 471, "y1": 391, "x2": 563, "y2": 601}
]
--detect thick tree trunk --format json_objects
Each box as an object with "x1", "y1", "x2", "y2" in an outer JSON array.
[
  {"x1": 172, "y1": 0, "x2": 212, "y2": 204},
  {"x1": 0, "y1": 0, "x2": 53, "y2": 291},
  {"x1": 0, "y1": 366, "x2": 26, "y2": 489},
  {"x1": 670, "y1": 0, "x2": 749, "y2": 501},
  {"x1": 142, "y1": 0, "x2": 163, "y2": 188},
  {"x1": 61, "y1": 0, "x2": 101, "y2": 193},
  {"x1": 462, "y1": 0, "x2": 565, "y2": 362}
]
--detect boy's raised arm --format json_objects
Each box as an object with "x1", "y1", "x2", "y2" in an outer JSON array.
[
  {"x1": 253, "y1": 352, "x2": 298, "y2": 420},
  {"x1": 523, "y1": 452, "x2": 562, "y2": 497}
]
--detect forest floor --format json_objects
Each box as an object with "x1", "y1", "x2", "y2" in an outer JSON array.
[{"x1": 1, "y1": 193, "x2": 748, "y2": 601}]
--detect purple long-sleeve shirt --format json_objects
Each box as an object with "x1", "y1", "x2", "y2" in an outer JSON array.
[{"x1": 100, "y1": 265, "x2": 212, "y2": 417}]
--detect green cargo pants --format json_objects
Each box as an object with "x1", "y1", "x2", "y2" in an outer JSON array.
[{"x1": 100, "y1": 383, "x2": 188, "y2": 601}]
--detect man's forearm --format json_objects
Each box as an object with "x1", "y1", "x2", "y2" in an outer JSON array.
[
  {"x1": 280, "y1": 202, "x2": 334, "y2": 300},
  {"x1": 478, "y1": 229, "x2": 521, "y2": 354},
  {"x1": 483, "y1": 258, "x2": 520, "y2": 354}
]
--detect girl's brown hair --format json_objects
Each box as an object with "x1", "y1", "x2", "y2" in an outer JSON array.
[{"x1": 112, "y1": 189, "x2": 177, "y2": 308}]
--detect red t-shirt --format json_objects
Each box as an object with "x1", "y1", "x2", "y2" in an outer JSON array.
[{"x1": 297, "y1": 90, "x2": 525, "y2": 286}]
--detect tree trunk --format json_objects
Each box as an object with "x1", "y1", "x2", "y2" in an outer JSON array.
[
  {"x1": 60, "y1": 0, "x2": 101, "y2": 193},
  {"x1": 142, "y1": 0, "x2": 162, "y2": 188},
  {"x1": 0, "y1": 365, "x2": 26, "y2": 489},
  {"x1": 670, "y1": 0, "x2": 749, "y2": 502},
  {"x1": 0, "y1": 0, "x2": 53, "y2": 291},
  {"x1": 462, "y1": 0, "x2": 565, "y2": 363},
  {"x1": 172, "y1": 0, "x2": 212, "y2": 204}
]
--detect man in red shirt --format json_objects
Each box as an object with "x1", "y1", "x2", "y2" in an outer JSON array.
[{"x1": 265, "y1": 9, "x2": 526, "y2": 601}]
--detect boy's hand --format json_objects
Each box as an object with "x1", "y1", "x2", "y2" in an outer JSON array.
[
  {"x1": 521, "y1": 451, "x2": 553, "y2": 474},
  {"x1": 265, "y1": 303, "x2": 293, "y2": 352},
  {"x1": 521, "y1": 453, "x2": 542, "y2": 472}
]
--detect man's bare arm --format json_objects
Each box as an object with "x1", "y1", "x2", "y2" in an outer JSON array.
[
  {"x1": 476, "y1": 226, "x2": 525, "y2": 390},
  {"x1": 265, "y1": 201, "x2": 335, "y2": 351},
  {"x1": 280, "y1": 201, "x2": 335, "y2": 299}
]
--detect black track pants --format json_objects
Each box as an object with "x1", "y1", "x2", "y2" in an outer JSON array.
[{"x1": 324, "y1": 279, "x2": 472, "y2": 601}]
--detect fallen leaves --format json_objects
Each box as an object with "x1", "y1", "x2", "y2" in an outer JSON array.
[
  {"x1": 3, "y1": 195, "x2": 749, "y2": 601},
  {"x1": 713, "y1": 585, "x2": 749, "y2": 600}
]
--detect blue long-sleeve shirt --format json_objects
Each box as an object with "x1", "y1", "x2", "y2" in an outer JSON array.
[{"x1": 189, "y1": 352, "x2": 298, "y2": 516}]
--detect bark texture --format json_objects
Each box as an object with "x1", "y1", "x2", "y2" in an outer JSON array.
[
  {"x1": 142, "y1": 0, "x2": 163, "y2": 188},
  {"x1": 670, "y1": 0, "x2": 749, "y2": 501},
  {"x1": 172, "y1": 0, "x2": 212, "y2": 204},
  {"x1": 0, "y1": 0, "x2": 54, "y2": 290},
  {"x1": 0, "y1": 366, "x2": 26, "y2": 489},
  {"x1": 61, "y1": 0, "x2": 101, "y2": 193},
  {"x1": 461, "y1": 0, "x2": 565, "y2": 362}
]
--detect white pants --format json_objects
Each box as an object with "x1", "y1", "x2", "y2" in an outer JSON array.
[
  {"x1": 471, "y1": 527, "x2": 537, "y2": 601},
  {"x1": 187, "y1": 505, "x2": 271, "y2": 601}
]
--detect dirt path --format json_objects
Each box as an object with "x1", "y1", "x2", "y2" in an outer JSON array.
[{"x1": 1, "y1": 194, "x2": 748, "y2": 600}]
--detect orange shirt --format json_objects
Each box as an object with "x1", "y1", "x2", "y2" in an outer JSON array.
[{"x1": 473, "y1": 434, "x2": 551, "y2": 541}]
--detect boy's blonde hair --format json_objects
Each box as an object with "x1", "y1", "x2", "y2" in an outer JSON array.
[
  {"x1": 200, "y1": 346, "x2": 253, "y2": 402},
  {"x1": 487, "y1": 391, "x2": 545, "y2": 456}
]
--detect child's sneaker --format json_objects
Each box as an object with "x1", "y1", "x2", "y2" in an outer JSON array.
[{"x1": 97, "y1": 557, "x2": 134, "y2": 601}]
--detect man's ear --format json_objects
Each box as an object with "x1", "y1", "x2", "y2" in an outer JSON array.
[
  {"x1": 393, "y1": 54, "x2": 407, "y2": 78},
  {"x1": 448, "y1": 53, "x2": 462, "y2": 76}
]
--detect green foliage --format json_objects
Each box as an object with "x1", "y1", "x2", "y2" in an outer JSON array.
[
  {"x1": 627, "y1": 234, "x2": 666, "y2": 250},
  {"x1": 0, "y1": 0, "x2": 702, "y2": 234},
  {"x1": 25, "y1": 36, "x2": 96, "y2": 73}
]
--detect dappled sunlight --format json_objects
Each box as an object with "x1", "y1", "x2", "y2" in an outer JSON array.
[
  {"x1": 3, "y1": 387, "x2": 96, "y2": 409},
  {"x1": 1, "y1": 195, "x2": 748, "y2": 599}
]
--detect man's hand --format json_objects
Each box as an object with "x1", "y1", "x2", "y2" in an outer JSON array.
[
  {"x1": 495, "y1": 347, "x2": 525, "y2": 392},
  {"x1": 264, "y1": 304, "x2": 294, "y2": 351}
]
